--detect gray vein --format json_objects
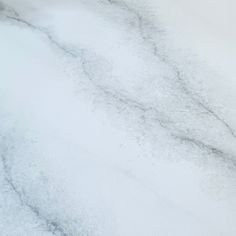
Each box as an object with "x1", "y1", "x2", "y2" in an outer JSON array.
[
  {"x1": 0, "y1": 142, "x2": 70, "y2": 236},
  {"x1": 0, "y1": 2, "x2": 236, "y2": 234},
  {"x1": 5, "y1": 15, "x2": 78, "y2": 58},
  {"x1": 1, "y1": 1, "x2": 235, "y2": 169},
  {"x1": 105, "y1": 0, "x2": 236, "y2": 139},
  {"x1": 175, "y1": 134, "x2": 236, "y2": 169}
]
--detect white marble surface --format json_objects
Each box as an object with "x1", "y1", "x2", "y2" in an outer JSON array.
[{"x1": 0, "y1": 0, "x2": 236, "y2": 235}]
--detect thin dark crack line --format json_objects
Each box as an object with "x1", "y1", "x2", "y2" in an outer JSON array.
[
  {"x1": 5, "y1": 14, "x2": 167, "y2": 129},
  {"x1": 5, "y1": 15, "x2": 78, "y2": 58},
  {"x1": 4, "y1": 4, "x2": 235, "y2": 139},
  {"x1": 0, "y1": 5, "x2": 236, "y2": 235},
  {"x1": 105, "y1": 0, "x2": 236, "y2": 139},
  {"x1": 1, "y1": 3, "x2": 236, "y2": 167},
  {"x1": 174, "y1": 135, "x2": 236, "y2": 169},
  {"x1": 1, "y1": 151, "x2": 69, "y2": 236},
  {"x1": 82, "y1": 62, "x2": 236, "y2": 169},
  {"x1": 174, "y1": 68, "x2": 236, "y2": 138}
]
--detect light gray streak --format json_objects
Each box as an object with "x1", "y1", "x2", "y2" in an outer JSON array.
[
  {"x1": 0, "y1": 0, "x2": 235, "y2": 184},
  {"x1": 0, "y1": 136, "x2": 70, "y2": 236}
]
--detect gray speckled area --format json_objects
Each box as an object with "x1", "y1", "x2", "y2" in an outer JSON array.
[{"x1": 0, "y1": 0, "x2": 236, "y2": 235}]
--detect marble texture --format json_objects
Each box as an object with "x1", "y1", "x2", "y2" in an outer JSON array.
[{"x1": 0, "y1": 0, "x2": 236, "y2": 235}]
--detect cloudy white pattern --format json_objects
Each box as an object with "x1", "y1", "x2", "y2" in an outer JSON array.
[{"x1": 0, "y1": 0, "x2": 236, "y2": 235}]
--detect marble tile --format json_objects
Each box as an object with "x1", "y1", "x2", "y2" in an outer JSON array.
[{"x1": 0, "y1": 0, "x2": 236, "y2": 235}]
